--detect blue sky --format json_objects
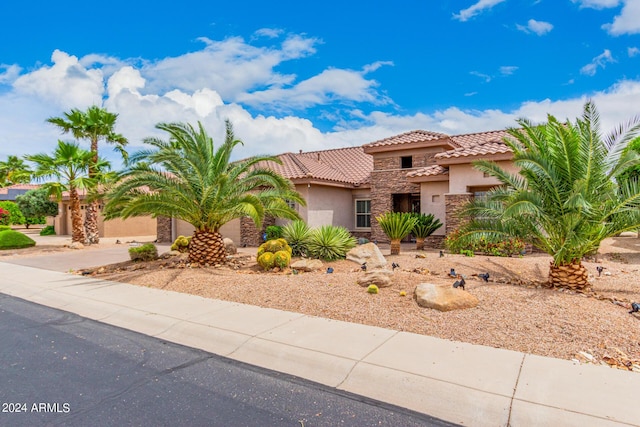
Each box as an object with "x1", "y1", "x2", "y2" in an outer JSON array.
[{"x1": 1, "y1": 0, "x2": 640, "y2": 166}]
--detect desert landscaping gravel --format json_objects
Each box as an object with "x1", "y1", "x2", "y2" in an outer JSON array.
[{"x1": 5, "y1": 234, "x2": 640, "y2": 371}]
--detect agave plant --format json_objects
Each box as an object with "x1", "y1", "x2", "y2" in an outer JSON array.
[
  {"x1": 410, "y1": 213, "x2": 443, "y2": 250},
  {"x1": 282, "y1": 220, "x2": 312, "y2": 257},
  {"x1": 307, "y1": 225, "x2": 357, "y2": 261},
  {"x1": 376, "y1": 212, "x2": 419, "y2": 255}
]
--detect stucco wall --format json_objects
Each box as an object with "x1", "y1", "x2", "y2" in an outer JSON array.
[
  {"x1": 305, "y1": 185, "x2": 354, "y2": 229},
  {"x1": 419, "y1": 181, "x2": 449, "y2": 236},
  {"x1": 102, "y1": 215, "x2": 157, "y2": 238},
  {"x1": 448, "y1": 160, "x2": 518, "y2": 194}
]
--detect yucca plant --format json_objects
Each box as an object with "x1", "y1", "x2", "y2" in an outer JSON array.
[
  {"x1": 376, "y1": 212, "x2": 419, "y2": 255},
  {"x1": 410, "y1": 213, "x2": 443, "y2": 250},
  {"x1": 307, "y1": 225, "x2": 357, "y2": 261},
  {"x1": 282, "y1": 220, "x2": 312, "y2": 256}
]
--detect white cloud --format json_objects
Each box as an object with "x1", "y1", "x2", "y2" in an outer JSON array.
[
  {"x1": 603, "y1": 0, "x2": 640, "y2": 35},
  {"x1": 470, "y1": 71, "x2": 492, "y2": 82},
  {"x1": 453, "y1": 0, "x2": 507, "y2": 22},
  {"x1": 629, "y1": 46, "x2": 640, "y2": 56},
  {"x1": 580, "y1": 49, "x2": 615, "y2": 75},
  {"x1": 253, "y1": 28, "x2": 283, "y2": 39},
  {"x1": 516, "y1": 19, "x2": 554, "y2": 35},
  {"x1": 0, "y1": 64, "x2": 22, "y2": 84},
  {"x1": 500, "y1": 66, "x2": 519, "y2": 75},
  {"x1": 572, "y1": 0, "x2": 620, "y2": 9},
  {"x1": 12, "y1": 50, "x2": 105, "y2": 110}
]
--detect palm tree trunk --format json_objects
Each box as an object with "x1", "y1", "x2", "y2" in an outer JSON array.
[
  {"x1": 548, "y1": 262, "x2": 590, "y2": 290},
  {"x1": 69, "y1": 188, "x2": 86, "y2": 244},
  {"x1": 188, "y1": 229, "x2": 226, "y2": 265},
  {"x1": 390, "y1": 239, "x2": 401, "y2": 255},
  {"x1": 416, "y1": 238, "x2": 425, "y2": 251},
  {"x1": 84, "y1": 200, "x2": 100, "y2": 244}
]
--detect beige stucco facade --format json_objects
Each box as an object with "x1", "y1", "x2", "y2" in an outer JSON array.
[{"x1": 54, "y1": 201, "x2": 156, "y2": 238}]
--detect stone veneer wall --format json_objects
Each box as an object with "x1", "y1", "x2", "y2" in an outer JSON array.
[
  {"x1": 423, "y1": 234, "x2": 446, "y2": 249},
  {"x1": 444, "y1": 193, "x2": 473, "y2": 234},
  {"x1": 240, "y1": 216, "x2": 276, "y2": 247},
  {"x1": 156, "y1": 216, "x2": 172, "y2": 243},
  {"x1": 370, "y1": 168, "x2": 420, "y2": 243}
]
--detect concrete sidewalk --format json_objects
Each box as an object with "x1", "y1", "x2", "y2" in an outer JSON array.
[{"x1": 1, "y1": 261, "x2": 638, "y2": 426}]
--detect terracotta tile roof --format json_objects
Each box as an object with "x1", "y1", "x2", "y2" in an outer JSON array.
[
  {"x1": 262, "y1": 146, "x2": 372, "y2": 187},
  {"x1": 407, "y1": 165, "x2": 448, "y2": 178},
  {"x1": 436, "y1": 130, "x2": 512, "y2": 160},
  {"x1": 363, "y1": 130, "x2": 456, "y2": 150}
]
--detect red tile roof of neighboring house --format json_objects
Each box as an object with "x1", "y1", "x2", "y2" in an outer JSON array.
[
  {"x1": 406, "y1": 165, "x2": 448, "y2": 178},
  {"x1": 263, "y1": 146, "x2": 372, "y2": 187},
  {"x1": 363, "y1": 130, "x2": 457, "y2": 152},
  {"x1": 436, "y1": 130, "x2": 512, "y2": 160}
]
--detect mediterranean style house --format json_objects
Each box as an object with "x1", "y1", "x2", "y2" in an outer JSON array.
[{"x1": 158, "y1": 128, "x2": 519, "y2": 247}]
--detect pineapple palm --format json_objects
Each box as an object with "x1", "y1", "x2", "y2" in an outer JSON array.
[
  {"x1": 104, "y1": 120, "x2": 305, "y2": 266},
  {"x1": 376, "y1": 212, "x2": 419, "y2": 255},
  {"x1": 454, "y1": 101, "x2": 640, "y2": 289}
]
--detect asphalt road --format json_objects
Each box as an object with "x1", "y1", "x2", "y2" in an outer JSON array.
[{"x1": 0, "y1": 294, "x2": 457, "y2": 427}]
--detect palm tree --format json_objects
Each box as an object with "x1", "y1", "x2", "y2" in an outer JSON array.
[
  {"x1": 453, "y1": 101, "x2": 640, "y2": 290},
  {"x1": 376, "y1": 212, "x2": 418, "y2": 255},
  {"x1": 104, "y1": 120, "x2": 305, "y2": 265},
  {"x1": 26, "y1": 141, "x2": 109, "y2": 244},
  {"x1": 0, "y1": 155, "x2": 32, "y2": 187},
  {"x1": 47, "y1": 106, "x2": 128, "y2": 244}
]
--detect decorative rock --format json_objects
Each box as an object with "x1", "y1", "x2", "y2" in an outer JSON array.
[
  {"x1": 69, "y1": 242, "x2": 84, "y2": 250},
  {"x1": 347, "y1": 243, "x2": 387, "y2": 269},
  {"x1": 357, "y1": 268, "x2": 394, "y2": 288},
  {"x1": 223, "y1": 238, "x2": 237, "y2": 255},
  {"x1": 290, "y1": 259, "x2": 323, "y2": 272},
  {"x1": 414, "y1": 283, "x2": 479, "y2": 311}
]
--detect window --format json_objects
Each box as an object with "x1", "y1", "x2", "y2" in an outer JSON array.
[
  {"x1": 401, "y1": 156, "x2": 413, "y2": 169},
  {"x1": 355, "y1": 199, "x2": 371, "y2": 228}
]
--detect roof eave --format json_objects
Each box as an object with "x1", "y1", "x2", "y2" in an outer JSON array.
[
  {"x1": 436, "y1": 153, "x2": 513, "y2": 165},
  {"x1": 362, "y1": 138, "x2": 456, "y2": 154}
]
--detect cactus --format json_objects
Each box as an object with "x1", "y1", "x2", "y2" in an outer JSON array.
[
  {"x1": 273, "y1": 250, "x2": 291, "y2": 269},
  {"x1": 257, "y1": 252, "x2": 275, "y2": 270},
  {"x1": 171, "y1": 235, "x2": 191, "y2": 253},
  {"x1": 367, "y1": 285, "x2": 379, "y2": 294}
]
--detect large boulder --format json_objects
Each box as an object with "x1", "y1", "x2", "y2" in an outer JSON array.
[
  {"x1": 414, "y1": 283, "x2": 479, "y2": 311},
  {"x1": 347, "y1": 242, "x2": 387, "y2": 269},
  {"x1": 290, "y1": 259, "x2": 323, "y2": 272},
  {"x1": 357, "y1": 269, "x2": 394, "y2": 288},
  {"x1": 223, "y1": 238, "x2": 237, "y2": 255}
]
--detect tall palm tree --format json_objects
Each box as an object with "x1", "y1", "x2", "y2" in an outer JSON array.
[
  {"x1": 0, "y1": 155, "x2": 32, "y2": 187},
  {"x1": 26, "y1": 141, "x2": 109, "y2": 244},
  {"x1": 104, "y1": 120, "x2": 305, "y2": 265},
  {"x1": 47, "y1": 106, "x2": 128, "y2": 244},
  {"x1": 453, "y1": 101, "x2": 640, "y2": 290}
]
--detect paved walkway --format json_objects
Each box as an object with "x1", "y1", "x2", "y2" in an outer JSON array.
[{"x1": 1, "y1": 249, "x2": 638, "y2": 426}]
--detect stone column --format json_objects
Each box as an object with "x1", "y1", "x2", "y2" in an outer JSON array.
[
  {"x1": 240, "y1": 216, "x2": 276, "y2": 247},
  {"x1": 156, "y1": 216, "x2": 172, "y2": 243},
  {"x1": 444, "y1": 193, "x2": 473, "y2": 234}
]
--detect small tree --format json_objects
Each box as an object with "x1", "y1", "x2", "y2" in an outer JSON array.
[
  {"x1": 376, "y1": 212, "x2": 418, "y2": 255},
  {"x1": 15, "y1": 188, "x2": 59, "y2": 229},
  {"x1": 410, "y1": 213, "x2": 442, "y2": 250}
]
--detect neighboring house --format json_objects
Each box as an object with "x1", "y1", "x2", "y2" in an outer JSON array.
[
  {"x1": 164, "y1": 128, "x2": 517, "y2": 247},
  {"x1": 0, "y1": 183, "x2": 41, "y2": 201},
  {"x1": 52, "y1": 189, "x2": 157, "y2": 238}
]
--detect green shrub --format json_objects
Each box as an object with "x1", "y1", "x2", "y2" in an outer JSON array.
[
  {"x1": 307, "y1": 225, "x2": 357, "y2": 261},
  {"x1": 460, "y1": 249, "x2": 474, "y2": 257},
  {"x1": 273, "y1": 250, "x2": 291, "y2": 269},
  {"x1": 39, "y1": 225, "x2": 56, "y2": 236},
  {"x1": 24, "y1": 216, "x2": 46, "y2": 228},
  {"x1": 257, "y1": 252, "x2": 275, "y2": 270},
  {"x1": 444, "y1": 229, "x2": 525, "y2": 257},
  {"x1": 0, "y1": 201, "x2": 25, "y2": 226},
  {"x1": 282, "y1": 220, "x2": 311, "y2": 257},
  {"x1": 128, "y1": 243, "x2": 158, "y2": 261},
  {"x1": 265, "y1": 225, "x2": 283, "y2": 240},
  {"x1": 367, "y1": 284, "x2": 379, "y2": 294},
  {"x1": 0, "y1": 229, "x2": 36, "y2": 250},
  {"x1": 170, "y1": 235, "x2": 191, "y2": 252},
  {"x1": 0, "y1": 225, "x2": 11, "y2": 232}
]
